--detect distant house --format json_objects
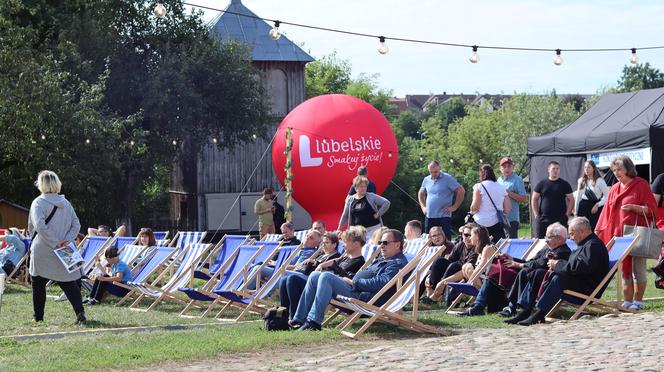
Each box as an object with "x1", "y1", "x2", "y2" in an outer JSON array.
[
  {"x1": 0, "y1": 199, "x2": 29, "y2": 229},
  {"x1": 169, "y1": 0, "x2": 315, "y2": 232}
]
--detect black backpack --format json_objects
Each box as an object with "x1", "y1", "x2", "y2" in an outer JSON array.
[{"x1": 263, "y1": 306, "x2": 289, "y2": 331}]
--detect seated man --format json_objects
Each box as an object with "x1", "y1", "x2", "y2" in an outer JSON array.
[
  {"x1": 404, "y1": 220, "x2": 423, "y2": 241},
  {"x1": 245, "y1": 230, "x2": 318, "y2": 291},
  {"x1": 458, "y1": 223, "x2": 572, "y2": 317},
  {"x1": 87, "y1": 224, "x2": 128, "y2": 238},
  {"x1": 311, "y1": 220, "x2": 327, "y2": 236},
  {"x1": 0, "y1": 228, "x2": 27, "y2": 276},
  {"x1": 278, "y1": 222, "x2": 301, "y2": 246},
  {"x1": 513, "y1": 217, "x2": 608, "y2": 326},
  {"x1": 290, "y1": 229, "x2": 408, "y2": 331}
]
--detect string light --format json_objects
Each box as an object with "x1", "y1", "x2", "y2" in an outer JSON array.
[
  {"x1": 130, "y1": 140, "x2": 135, "y2": 146},
  {"x1": 212, "y1": 137, "x2": 218, "y2": 144},
  {"x1": 41, "y1": 134, "x2": 46, "y2": 140},
  {"x1": 252, "y1": 134, "x2": 257, "y2": 139},
  {"x1": 469, "y1": 45, "x2": 479, "y2": 63},
  {"x1": 377, "y1": 36, "x2": 389, "y2": 55},
  {"x1": 85, "y1": 139, "x2": 91, "y2": 144},
  {"x1": 269, "y1": 21, "x2": 282, "y2": 40},
  {"x1": 553, "y1": 49, "x2": 563, "y2": 66},
  {"x1": 172, "y1": 140, "x2": 177, "y2": 146},
  {"x1": 630, "y1": 48, "x2": 638, "y2": 64},
  {"x1": 154, "y1": 2, "x2": 167, "y2": 18}
]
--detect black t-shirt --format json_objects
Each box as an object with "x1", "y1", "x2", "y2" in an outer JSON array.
[
  {"x1": 350, "y1": 196, "x2": 380, "y2": 227},
  {"x1": 326, "y1": 255, "x2": 366, "y2": 278},
  {"x1": 534, "y1": 178, "x2": 573, "y2": 218},
  {"x1": 348, "y1": 180, "x2": 377, "y2": 195},
  {"x1": 652, "y1": 173, "x2": 664, "y2": 207},
  {"x1": 295, "y1": 251, "x2": 341, "y2": 276}
]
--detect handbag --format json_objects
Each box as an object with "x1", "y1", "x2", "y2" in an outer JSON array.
[
  {"x1": 623, "y1": 209, "x2": 664, "y2": 259},
  {"x1": 263, "y1": 306, "x2": 290, "y2": 331},
  {"x1": 486, "y1": 255, "x2": 518, "y2": 288},
  {"x1": 584, "y1": 186, "x2": 600, "y2": 204},
  {"x1": 481, "y1": 184, "x2": 511, "y2": 230}
]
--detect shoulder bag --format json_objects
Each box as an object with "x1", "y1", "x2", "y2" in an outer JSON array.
[
  {"x1": 25, "y1": 206, "x2": 58, "y2": 268},
  {"x1": 481, "y1": 183, "x2": 511, "y2": 232},
  {"x1": 623, "y1": 209, "x2": 664, "y2": 259}
]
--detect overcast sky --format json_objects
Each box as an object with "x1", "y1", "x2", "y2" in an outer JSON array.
[{"x1": 185, "y1": 0, "x2": 664, "y2": 97}]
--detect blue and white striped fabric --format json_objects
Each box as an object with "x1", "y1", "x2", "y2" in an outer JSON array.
[
  {"x1": 119, "y1": 244, "x2": 147, "y2": 266},
  {"x1": 294, "y1": 230, "x2": 309, "y2": 242},
  {"x1": 262, "y1": 234, "x2": 280, "y2": 242},
  {"x1": 404, "y1": 238, "x2": 428, "y2": 256},
  {"x1": 173, "y1": 231, "x2": 205, "y2": 251},
  {"x1": 133, "y1": 243, "x2": 209, "y2": 296},
  {"x1": 156, "y1": 239, "x2": 169, "y2": 247},
  {"x1": 153, "y1": 231, "x2": 169, "y2": 240},
  {"x1": 361, "y1": 244, "x2": 379, "y2": 261},
  {"x1": 115, "y1": 236, "x2": 137, "y2": 250},
  {"x1": 125, "y1": 247, "x2": 175, "y2": 285}
]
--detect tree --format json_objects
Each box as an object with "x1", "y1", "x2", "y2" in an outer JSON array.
[
  {"x1": 345, "y1": 73, "x2": 395, "y2": 120},
  {"x1": 304, "y1": 51, "x2": 351, "y2": 98},
  {"x1": 617, "y1": 62, "x2": 664, "y2": 92}
]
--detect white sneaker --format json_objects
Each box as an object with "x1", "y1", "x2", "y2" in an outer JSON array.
[
  {"x1": 621, "y1": 301, "x2": 632, "y2": 308},
  {"x1": 628, "y1": 302, "x2": 644, "y2": 310}
]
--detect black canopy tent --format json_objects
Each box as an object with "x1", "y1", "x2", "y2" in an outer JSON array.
[{"x1": 527, "y1": 87, "x2": 664, "y2": 189}]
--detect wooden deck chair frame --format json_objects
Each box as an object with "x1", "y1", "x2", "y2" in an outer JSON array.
[
  {"x1": 195, "y1": 235, "x2": 253, "y2": 280},
  {"x1": 179, "y1": 243, "x2": 268, "y2": 318},
  {"x1": 128, "y1": 242, "x2": 215, "y2": 312},
  {"x1": 215, "y1": 244, "x2": 303, "y2": 322},
  {"x1": 545, "y1": 236, "x2": 639, "y2": 320},
  {"x1": 330, "y1": 246, "x2": 449, "y2": 338},
  {"x1": 445, "y1": 239, "x2": 513, "y2": 312},
  {"x1": 113, "y1": 247, "x2": 180, "y2": 306},
  {"x1": 117, "y1": 244, "x2": 155, "y2": 274},
  {"x1": 80, "y1": 235, "x2": 116, "y2": 274},
  {"x1": 197, "y1": 242, "x2": 281, "y2": 318}
]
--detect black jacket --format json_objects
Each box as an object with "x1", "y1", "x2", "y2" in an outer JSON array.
[
  {"x1": 553, "y1": 233, "x2": 609, "y2": 294},
  {"x1": 516, "y1": 244, "x2": 572, "y2": 272}
]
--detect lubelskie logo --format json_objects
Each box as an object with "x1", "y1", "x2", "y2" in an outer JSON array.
[{"x1": 299, "y1": 134, "x2": 384, "y2": 170}]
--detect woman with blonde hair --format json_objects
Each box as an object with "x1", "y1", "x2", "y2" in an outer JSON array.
[
  {"x1": 28, "y1": 170, "x2": 85, "y2": 323},
  {"x1": 338, "y1": 176, "x2": 390, "y2": 241}
]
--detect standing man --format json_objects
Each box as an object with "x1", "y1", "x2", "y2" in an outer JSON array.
[
  {"x1": 498, "y1": 157, "x2": 528, "y2": 238},
  {"x1": 255, "y1": 187, "x2": 275, "y2": 240},
  {"x1": 531, "y1": 161, "x2": 574, "y2": 238},
  {"x1": 418, "y1": 160, "x2": 465, "y2": 240},
  {"x1": 348, "y1": 166, "x2": 377, "y2": 195}
]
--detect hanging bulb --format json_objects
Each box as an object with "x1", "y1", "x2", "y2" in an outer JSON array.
[
  {"x1": 154, "y1": 2, "x2": 167, "y2": 18},
  {"x1": 85, "y1": 139, "x2": 91, "y2": 144},
  {"x1": 630, "y1": 48, "x2": 638, "y2": 65},
  {"x1": 269, "y1": 21, "x2": 282, "y2": 41},
  {"x1": 252, "y1": 134, "x2": 257, "y2": 139},
  {"x1": 388, "y1": 152, "x2": 392, "y2": 158},
  {"x1": 130, "y1": 140, "x2": 135, "y2": 146},
  {"x1": 553, "y1": 49, "x2": 563, "y2": 66},
  {"x1": 469, "y1": 45, "x2": 479, "y2": 63},
  {"x1": 377, "y1": 36, "x2": 389, "y2": 55},
  {"x1": 172, "y1": 140, "x2": 177, "y2": 146},
  {"x1": 212, "y1": 137, "x2": 218, "y2": 144},
  {"x1": 41, "y1": 134, "x2": 46, "y2": 140}
]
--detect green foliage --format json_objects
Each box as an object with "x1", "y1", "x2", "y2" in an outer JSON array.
[
  {"x1": 392, "y1": 110, "x2": 422, "y2": 140},
  {"x1": 617, "y1": 62, "x2": 664, "y2": 92},
  {"x1": 304, "y1": 50, "x2": 351, "y2": 98},
  {"x1": 345, "y1": 73, "x2": 395, "y2": 119}
]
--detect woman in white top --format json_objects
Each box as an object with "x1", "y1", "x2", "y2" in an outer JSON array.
[
  {"x1": 573, "y1": 160, "x2": 609, "y2": 230},
  {"x1": 469, "y1": 164, "x2": 511, "y2": 243}
]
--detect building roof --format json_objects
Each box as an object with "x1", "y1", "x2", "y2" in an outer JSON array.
[
  {"x1": 0, "y1": 199, "x2": 29, "y2": 212},
  {"x1": 209, "y1": 0, "x2": 314, "y2": 63}
]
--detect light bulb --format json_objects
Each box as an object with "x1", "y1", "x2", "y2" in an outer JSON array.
[
  {"x1": 154, "y1": 2, "x2": 166, "y2": 18},
  {"x1": 85, "y1": 139, "x2": 91, "y2": 144},
  {"x1": 269, "y1": 21, "x2": 281, "y2": 41},
  {"x1": 419, "y1": 156, "x2": 424, "y2": 161},
  {"x1": 630, "y1": 48, "x2": 638, "y2": 65},
  {"x1": 553, "y1": 49, "x2": 563, "y2": 66},
  {"x1": 388, "y1": 152, "x2": 392, "y2": 157},
  {"x1": 172, "y1": 140, "x2": 177, "y2": 146},
  {"x1": 469, "y1": 45, "x2": 479, "y2": 63},
  {"x1": 378, "y1": 36, "x2": 389, "y2": 55},
  {"x1": 41, "y1": 134, "x2": 46, "y2": 140},
  {"x1": 252, "y1": 134, "x2": 257, "y2": 139},
  {"x1": 212, "y1": 138, "x2": 218, "y2": 144},
  {"x1": 130, "y1": 140, "x2": 135, "y2": 146}
]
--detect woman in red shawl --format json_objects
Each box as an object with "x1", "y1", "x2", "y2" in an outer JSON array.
[{"x1": 595, "y1": 156, "x2": 658, "y2": 311}]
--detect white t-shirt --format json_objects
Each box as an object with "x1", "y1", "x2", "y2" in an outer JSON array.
[{"x1": 473, "y1": 180, "x2": 508, "y2": 227}]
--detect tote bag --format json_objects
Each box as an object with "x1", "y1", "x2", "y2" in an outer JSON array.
[{"x1": 623, "y1": 210, "x2": 664, "y2": 259}]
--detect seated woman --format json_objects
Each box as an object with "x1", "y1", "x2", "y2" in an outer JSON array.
[
  {"x1": 0, "y1": 228, "x2": 27, "y2": 277},
  {"x1": 84, "y1": 247, "x2": 133, "y2": 305},
  {"x1": 137, "y1": 228, "x2": 157, "y2": 247},
  {"x1": 280, "y1": 230, "x2": 364, "y2": 318},
  {"x1": 426, "y1": 225, "x2": 494, "y2": 302}
]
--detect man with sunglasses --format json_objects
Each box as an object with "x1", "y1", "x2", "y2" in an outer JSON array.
[{"x1": 291, "y1": 229, "x2": 408, "y2": 331}]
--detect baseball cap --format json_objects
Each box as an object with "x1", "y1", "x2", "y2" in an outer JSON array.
[{"x1": 500, "y1": 157, "x2": 514, "y2": 166}]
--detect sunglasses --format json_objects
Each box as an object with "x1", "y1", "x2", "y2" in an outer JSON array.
[{"x1": 378, "y1": 240, "x2": 395, "y2": 246}]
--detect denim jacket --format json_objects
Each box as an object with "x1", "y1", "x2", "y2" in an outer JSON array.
[{"x1": 351, "y1": 252, "x2": 408, "y2": 303}]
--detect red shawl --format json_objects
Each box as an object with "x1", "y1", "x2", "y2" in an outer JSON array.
[{"x1": 595, "y1": 177, "x2": 658, "y2": 244}]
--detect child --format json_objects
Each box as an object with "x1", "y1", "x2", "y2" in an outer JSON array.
[{"x1": 84, "y1": 247, "x2": 133, "y2": 305}]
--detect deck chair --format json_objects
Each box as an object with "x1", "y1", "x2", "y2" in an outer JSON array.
[
  {"x1": 153, "y1": 231, "x2": 169, "y2": 240},
  {"x1": 178, "y1": 243, "x2": 274, "y2": 317},
  {"x1": 169, "y1": 231, "x2": 206, "y2": 251},
  {"x1": 194, "y1": 234, "x2": 252, "y2": 280},
  {"x1": 127, "y1": 243, "x2": 214, "y2": 311},
  {"x1": 523, "y1": 239, "x2": 547, "y2": 260},
  {"x1": 5, "y1": 238, "x2": 32, "y2": 286},
  {"x1": 404, "y1": 238, "x2": 430, "y2": 256},
  {"x1": 156, "y1": 239, "x2": 170, "y2": 246},
  {"x1": 445, "y1": 239, "x2": 517, "y2": 312},
  {"x1": 78, "y1": 236, "x2": 115, "y2": 275},
  {"x1": 118, "y1": 244, "x2": 153, "y2": 271},
  {"x1": 262, "y1": 233, "x2": 281, "y2": 242},
  {"x1": 115, "y1": 236, "x2": 137, "y2": 250},
  {"x1": 214, "y1": 244, "x2": 301, "y2": 322},
  {"x1": 331, "y1": 246, "x2": 448, "y2": 338},
  {"x1": 109, "y1": 246, "x2": 177, "y2": 303},
  {"x1": 294, "y1": 230, "x2": 309, "y2": 242},
  {"x1": 546, "y1": 236, "x2": 639, "y2": 320}
]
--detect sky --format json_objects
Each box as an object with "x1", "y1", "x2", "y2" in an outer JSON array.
[{"x1": 184, "y1": 0, "x2": 664, "y2": 97}]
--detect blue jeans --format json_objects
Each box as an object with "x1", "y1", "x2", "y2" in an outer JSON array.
[
  {"x1": 534, "y1": 274, "x2": 563, "y2": 314},
  {"x1": 472, "y1": 280, "x2": 490, "y2": 310},
  {"x1": 292, "y1": 271, "x2": 354, "y2": 324},
  {"x1": 425, "y1": 217, "x2": 452, "y2": 239},
  {"x1": 245, "y1": 265, "x2": 274, "y2": 290},
  {"x1": 279, "y1": 271, "x2": 309, "y2": 317},
  {"x1": 517, "y1": 282, "x2": 536, "y2": 310}
]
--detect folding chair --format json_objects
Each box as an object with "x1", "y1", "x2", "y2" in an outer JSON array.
[
  {"x1": 179, "y1": 243, "x2": 273, "y2": 317},
  {"x1": 445, "y1": 239, "x2": 516, "y2": 312},
  {"x1": 126, "y1": 243, "x2": 213, "y2": 311},
  {"x1": 214, "y1": 244, "x2": 301, "y2": 322},
  {"x1": 546, "y1": 236, "x2": 639, "y2": 320},
  {"x1": 79, "y1": 236, "x2": 115, "y2": 275},
  {"x1": 331, "y1": 246, "x2": 448, "y2": 338},
  {"x1": 5, "y1": 238, "x2": 31, "y2": 286},
  {"x1": 294, "y1": 230, "x2": 309, "y2": 242},
  {"x1": 118, "y1": 244, "x2": 153, "y2": 271},
  {"x1": 169, "y1": 231, "x2": 206, "y2": 251},
  {"x1": 262, "y1": 234, "x2": 281, "y2": 242},
  {"x1": 404, "y1": 238, "x2": 430, "y2": 256},
  {"x1": 110, "y1": 246, "x2": 178, "y2": 305},
  {"x1": 153, "y1": 231, "x2": 169, "y2": 240},
  {"x1": 115, "y1": 236, "x2": 137, "y2": 250},
  {"x1": 194, "y1": 234, "x2": 252, "y2": 280}
]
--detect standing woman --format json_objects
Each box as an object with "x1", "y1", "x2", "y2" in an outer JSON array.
[
  {"x1": 574, "y1": 160, "x2": 609, "y2": 230},
  {"x1": 469, "y1": 164, "x2": 511, "y2": 243},
  {"x1": 28, "y1": 170, "x2": 85, "y2": 323},
  {"x1": 338, "y1": 176, "x2": 390, "y2": 241},
  {"x1": 596, "y1": 156, "x2": 658, "y2": 311}
]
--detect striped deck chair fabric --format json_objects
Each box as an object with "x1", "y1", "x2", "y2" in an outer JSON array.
[
  {"x1": 171, "y1": 231, "x2": 206, "y2": 251},
  {"x1": 294, "y1": 230, "x2": 309, "y2": 242},
  {"x1": 5, "y1": 238, "x2": 32, "y2": 285},
  {"x1": 79, "y1": 236, "x2": 113, "y2": 274},
  {"x1": 404, "y1": 238, "x2": 429, "y2": 256},
  {"x1": 128, "y1": 243, "x2": 212, "y2": 311},
  {"x1": 262, "y1": 234, "x2": 281, "y2": 242},
  {"x1": 332, "y1": 246, "x2": 447, "y2": 338},
  {"x1": 195, "y1": 235, "x2": 250, "y2": 280},
  {"x1": 118, "y1": 244, "x2": 151, "y2": 270},
  {"x1": 109, "y1": 246, "x2": 177, "y2": 303},
  {"x1": 115, "y1": 236, "x2": 137, "y2": 250}
]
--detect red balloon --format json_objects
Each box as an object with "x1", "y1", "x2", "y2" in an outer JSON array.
[{"x1": 272, "y1": 94, "x2": 399, "y2": 229}]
